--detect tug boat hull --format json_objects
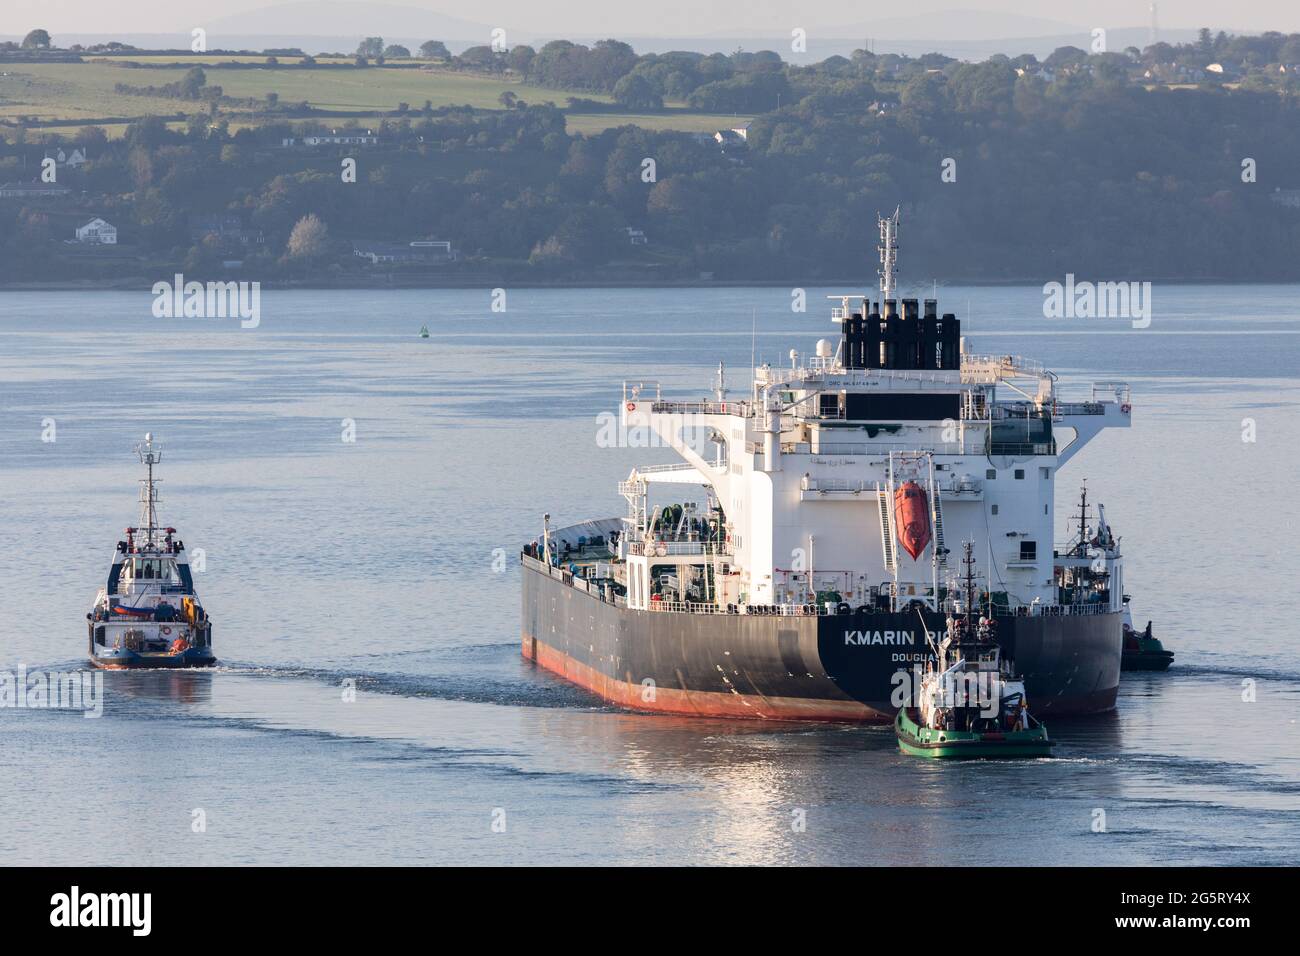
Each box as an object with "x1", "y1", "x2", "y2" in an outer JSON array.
[
  {"x1": 894, "y1": 708, "x2": 1054, "y2": 759},
  {"x1": 90, "y1": 648, "x2": 217, "y2": 670},
  {"x1": 1121, "y1": 646, "x2": 1175, "y2": 671},
  {"x1": 522, "y1": 556, "x2": 1121, "y2": 722},
  {"x1": 87, "y1": 620, "x2": 216, "y2": 669}
]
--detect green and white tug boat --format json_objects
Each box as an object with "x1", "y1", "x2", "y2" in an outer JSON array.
[{"x1": 896, "y1": 545, "x2": 1054, "y2": 760}]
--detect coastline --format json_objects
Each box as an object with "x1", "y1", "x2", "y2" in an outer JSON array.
[{"x1": 1, "y1": 275, "x2": 1293, "y2": 292}]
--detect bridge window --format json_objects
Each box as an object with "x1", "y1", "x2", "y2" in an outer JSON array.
[
  {"x1": 1014, "y1": 469, "x2": 1025, "y2": 479},
  {"x1": 985, "y1": 469, "x2": 996, "y2": 479}
]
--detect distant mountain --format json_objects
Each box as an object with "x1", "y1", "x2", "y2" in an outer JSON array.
[
  {"x1": 719, "y1": 10, "x2": 1084, "y2": 42},
  {"x1": 559, "y1": 28, "x2": 1202, "y2": 63},
  {"x1": 204, "y1": 1, "x2": 498, "y2": 43}
]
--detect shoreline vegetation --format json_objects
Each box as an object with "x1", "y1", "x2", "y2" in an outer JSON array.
[
  {"x1": 1, "y1": 275, "x2": 1289, "y2": 292},
  {"x1": 4, "y1": 27, "x2": 1300, "y2": 287}
]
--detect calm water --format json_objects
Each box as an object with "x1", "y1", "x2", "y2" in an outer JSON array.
[{"x1": 0, "y1": 285, "x2": 1297, "y2": 866}]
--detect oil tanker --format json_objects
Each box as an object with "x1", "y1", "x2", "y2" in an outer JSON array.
[{"x1": 521, "y1": 211, "x2": 1131, "y2": 721}]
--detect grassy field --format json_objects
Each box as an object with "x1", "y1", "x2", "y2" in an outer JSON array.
[
  {"x1": 0, "y1": 63, "x2": 609, "y2": 121},
  {"x1": 565, "y1": 112, "x2": 750, "y2": 134},
  {"x1": 16, "y1": 114, "x2": 750, "y2": 141},
  {"x1": 0, "y1": 62, "x2": 747, "y2": 137}
]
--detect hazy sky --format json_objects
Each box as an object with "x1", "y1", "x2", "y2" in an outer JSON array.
[{"x1": 7, "y1": 0, "x2": 1300, "y2": 37}]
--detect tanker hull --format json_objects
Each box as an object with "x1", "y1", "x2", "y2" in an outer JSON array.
[{"x1": 522, "y1": 558, "x2": 1121, "y2": 722}]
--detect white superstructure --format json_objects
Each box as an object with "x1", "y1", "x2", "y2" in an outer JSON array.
[{"x1": 614, "y1": 214, "x2": 1130, "y2": 618}]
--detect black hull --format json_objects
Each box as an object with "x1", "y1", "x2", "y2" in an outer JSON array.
[
  {"x1": 1121, "y1": 650, "x2": 1175, "y2": 671},
  {"x1": 521, "y1": 558, "x2": 1122, "y2": 722}
]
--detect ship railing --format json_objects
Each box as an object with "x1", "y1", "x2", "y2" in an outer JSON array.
[
  {"x1": 802, "y1": 476, "x2": 874, "y2": 493},
  {"x1": 810, "y1": 440, "x2": 982, "y2": 457},
  {"x1": 632, "y1": 461, "x2": 700, "y2": 475},
  {"x1": 1051, "y1": 401, "x2": 1107, "y2": 417},
  {"x1": 993, "y1": 601, "x2": 1114, "y2": 617},
  {"x1": 762, "y1": 366, "x2": 961, "y2": 387},
  {"x1": 987, "y1": 441, "x2": 1056, "y2": 456},
  {"x1": 648, "y1": 600, "x2": 825, "y2": 616},
  {"x1": 1091, "y1": 381, "x2": 1130, "y2": 404},
  {"x1": 961, "y1": 354, "x2": 1051, "y2": 381},
  {"x1": 622, "y1": 381, "x2": 662, "y2": 403},
  {"x1": 650, "y1": 401, "x2": 750, "y2": 417},
  {"x1": 640, "y1": 596, "x2": 1114, "y2": 617},
  {"x1": 627, "y1": 540, "x2": 731, "y2": 557},
  {"x1": 523, "y1": 552, "x2": 627, "y2": 606}
]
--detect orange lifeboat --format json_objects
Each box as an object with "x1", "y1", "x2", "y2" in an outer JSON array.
[{"x1": 894, "y1": 481, "x2": 932, "y2": 561}]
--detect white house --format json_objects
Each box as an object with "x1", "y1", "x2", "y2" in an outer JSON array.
[
  {"x1": 351, "y1": 239, "x2": 456, "y2": 265},
  {"x1": 282, "y1": 133, "x2": 380, "y2": 148},
  {"x1": 0, "y1": 182, "x2": 71, "y2": 198},
  {"x1": 75, "y1": 218, "x2": 117, "y2": 245},
  {"x1": 1270, "y1": 188, "x2": 1300, "y2": 209}
]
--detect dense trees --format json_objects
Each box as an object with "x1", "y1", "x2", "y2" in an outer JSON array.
[
  {"x1": 287, "y1": 214, "x2": 329, "y2": 259},
  {"x1": 7, "y1": 31, "x2": 1300, "y2": 284},
  {"x1": 612, "y1": 74, "x2": 662, "y2": 110}
]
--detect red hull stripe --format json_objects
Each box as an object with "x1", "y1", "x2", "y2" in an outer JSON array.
[{"x1": 523, "y1": 634, "x2": 890, "y2": 723}]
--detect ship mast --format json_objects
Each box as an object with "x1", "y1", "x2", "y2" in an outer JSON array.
[
  {"x1": 1073, "y1": 481, "x2": 1091, "y2": 557},
  {"x1": 961, "y1": 541, "x2": 978, "y2": 629},
  {"x1": 135, "y1": 433, "x2": 162, "y2": 547},
  {"x1": 878, "y1": 206, "x2": 899, "y2": 301}
]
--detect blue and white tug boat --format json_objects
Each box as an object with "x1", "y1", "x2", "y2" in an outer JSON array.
[{"x1": 86, "y1": 434, "x2": 215, "y2": 669}]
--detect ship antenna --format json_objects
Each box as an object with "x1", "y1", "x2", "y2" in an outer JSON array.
[
  {"x1": 1075, "y1": 481, "x2": 1090, "y2": 556},
  {"x1": 962, "y1": 541, "x2": 977, "y2": 629},
  {"x1": 878, "y1": 206, "x2": 899, "y2": 300},
  {"x1": 134, "y1": 433, "x2": 162, "y2": 546}
]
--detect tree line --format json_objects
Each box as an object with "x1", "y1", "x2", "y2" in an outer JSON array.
[{"x1": 3, "y1": 35, "x2": 1300, "y2": 284}]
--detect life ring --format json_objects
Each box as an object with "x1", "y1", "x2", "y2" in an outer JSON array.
[
  {"x1": 625, "y1": 402, "x2": 635, "y2": 412},
  {"x1": 1120, "y1": 403, "x2": 1131, "y2": 414}
]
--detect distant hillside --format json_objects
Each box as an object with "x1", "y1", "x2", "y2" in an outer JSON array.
[{"x1": 205, "y1": 1, "x2": 497, "y2": 42}]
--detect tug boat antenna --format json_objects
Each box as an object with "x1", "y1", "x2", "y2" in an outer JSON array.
[{"x1": 134, "y1": 433, "x2": 163, "y2": 545}]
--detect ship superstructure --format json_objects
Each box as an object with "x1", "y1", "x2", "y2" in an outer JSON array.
[
  {"x1": 521, "y1": 212, "x2": 1130, "y2": 721},
  {"x1": 86, "y1": 435, "x2": 215, "y2": 669}
]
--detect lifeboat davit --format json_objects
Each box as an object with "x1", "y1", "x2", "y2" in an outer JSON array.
[{"x1": 894, "y1": 481, "x2": 932, "y2": 561}]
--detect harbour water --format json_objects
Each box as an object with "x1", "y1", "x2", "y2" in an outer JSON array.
[{"x1": 0, "y1": 285, "x2": 1297, "y2": 865}]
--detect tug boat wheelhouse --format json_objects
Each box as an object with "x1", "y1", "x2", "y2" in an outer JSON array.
[
  {"x1": 521, "y1": 211, "x2": 1132, "y2": 721},
  {"x1": 86, "y1": 435, "x2": 215, "y2": 669}
]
